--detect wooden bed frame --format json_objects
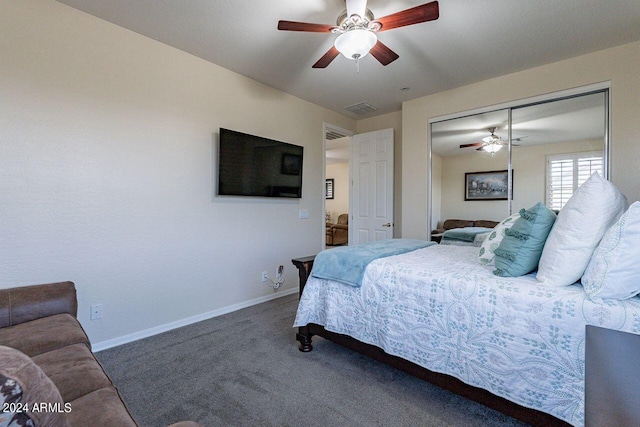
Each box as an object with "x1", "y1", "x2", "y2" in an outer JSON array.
[{"x1": 292, "y1": 256, "x2": 571, "y2": 427}]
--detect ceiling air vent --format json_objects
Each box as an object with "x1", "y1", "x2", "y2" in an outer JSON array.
[{"x1": 345, "y1": 102, "x2": 378, "y2": 115}]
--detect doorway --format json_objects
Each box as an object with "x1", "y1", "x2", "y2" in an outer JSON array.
[
  {"x1": 324, "y1": 124, "x2": 352, "y2": 248},
  {"x1": 323, "y1": 124, "x2": 396, "y2": 248}
]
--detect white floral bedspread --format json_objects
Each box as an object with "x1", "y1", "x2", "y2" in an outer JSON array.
[{"x1": 294, "y1": 245, "x2": 640, "y2": 426}]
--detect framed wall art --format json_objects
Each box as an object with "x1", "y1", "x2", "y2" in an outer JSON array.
[
  {"x1": 465, "y1": 170, "x2": 512, "y2": 201},
  {"x1": 325, "y1": 179, "x2": 334, "y2": 199}
]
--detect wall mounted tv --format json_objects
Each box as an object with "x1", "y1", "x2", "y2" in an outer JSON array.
[{"x1": 217, "y1": 128, "x2": 303, "y2": 198}]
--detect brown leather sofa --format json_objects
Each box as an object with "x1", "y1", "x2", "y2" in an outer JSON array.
[
  {"x1": 0, "y1": 281, "x2": 201, "y2": 427},
  {"x1": 326, "y1": 213, "x2": 348, "y2": 246},
  {"x1": 431, "y1": 219, "x2": 499, "y2": 243}
]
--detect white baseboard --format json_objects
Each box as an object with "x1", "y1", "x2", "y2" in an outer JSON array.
[{"x1": 93, "y1": 287, "x2": 298, "y2": 352}]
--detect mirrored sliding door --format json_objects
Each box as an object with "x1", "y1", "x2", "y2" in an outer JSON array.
[{"x1": 430, "y1": 89, "x2": 608, "y2": 235}]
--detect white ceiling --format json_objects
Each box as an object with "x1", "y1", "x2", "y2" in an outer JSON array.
[{"x1": 55, "y1": 0, "x2": 640, "y2": 119}]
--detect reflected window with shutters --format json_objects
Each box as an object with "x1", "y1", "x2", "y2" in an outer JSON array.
[{"x1": 546, "y1": 151, "x2": 604, "y2": 210}]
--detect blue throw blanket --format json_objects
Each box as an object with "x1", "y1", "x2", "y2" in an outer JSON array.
[{"x1": 311, "y1": 239, "x2": 434, "y2": 287}]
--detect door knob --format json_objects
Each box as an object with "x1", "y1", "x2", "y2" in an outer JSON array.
[{"x1": 382, "y1": 222, "x2": 392, "y2": 227}]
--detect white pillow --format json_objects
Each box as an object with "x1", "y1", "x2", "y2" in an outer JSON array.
[
  {"x1": 478, "y1": 213, "x2": 520, "y2": 265},
  {"x1": 536, "y1": 172, "x2": 627, "y2": 287},
  {"x1": 582, "y1": 202, "x2": 640, "y2": 300}
]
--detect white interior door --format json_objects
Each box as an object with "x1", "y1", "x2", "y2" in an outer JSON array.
[{"x1": 350, "y1": 128, "x2": 394, "y2": 244}]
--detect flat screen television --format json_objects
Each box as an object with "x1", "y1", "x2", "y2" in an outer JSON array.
[{"x1": 217, "y1": 128, "x2": 303, "y2": 198}]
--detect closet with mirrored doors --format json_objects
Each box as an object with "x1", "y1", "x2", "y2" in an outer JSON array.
[{"x1": 429, "y1": 87, "x2": 608, "y2": 236}]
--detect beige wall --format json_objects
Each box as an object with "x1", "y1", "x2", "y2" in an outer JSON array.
[
  {"x1": 0, "y1": 0, "x2": 355, "y2": 347},
  {"x1": 403, "y1": 40, "x2": 640, "y2": 239},
  {"x1": 325, "y1": 162, "x2": 349, "y2": 222},
  {"x1": 437, "y1": 150, "x2": 510, "y2": 227}
]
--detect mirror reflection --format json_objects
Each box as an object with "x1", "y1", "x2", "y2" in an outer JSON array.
[{"x1": 430, "y1": 91, "x2": 606, "y2": 242}]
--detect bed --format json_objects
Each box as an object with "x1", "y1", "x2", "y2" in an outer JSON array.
[{"x1": 292, "y1": 243, "x2": 640, "y2": 427}]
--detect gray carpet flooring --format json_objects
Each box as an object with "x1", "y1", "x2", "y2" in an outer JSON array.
[{"x1": 97, "y1": 294, "x2": 528, "y2": 427}]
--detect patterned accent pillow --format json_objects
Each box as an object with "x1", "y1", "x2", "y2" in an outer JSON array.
[
  {"x1": 0, "y1": 346, "x2": 70, "y2": 427},
  {"x1": 0, "y1": 373, "x2": 35, "y2": 427},
  {"x1": 478, "y1": 213, "x2": 520, "y2": 265},
  {"x1": 582, "y1": 202, "x2": 640, "y2": 300},
  {"x1": 493, "y1": 202, "x2": 556, "y2": 277}
]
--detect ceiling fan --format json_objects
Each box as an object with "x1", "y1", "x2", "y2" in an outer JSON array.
[
  {"x1": 460, "y1": 127, "x2": 510, "y2": 153},
  {"x1": 277, "y1": 0, "x2": 440, "y2": 68}
]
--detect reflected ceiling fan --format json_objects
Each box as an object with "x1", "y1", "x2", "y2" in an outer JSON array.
[
  {"x1": 277, "y1": 0, "x2": 440, "y2": 68},
  {"x1": 459, "y1": 127, "x2": 522, "y2": 154}
]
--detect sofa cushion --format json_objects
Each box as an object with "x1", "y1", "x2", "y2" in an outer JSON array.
[
  {"x1": 32, "y1": 343, "x2": 113, "y2": 403},
  {"x1": 0, "y1": 282, "x2": 77, "y2": 328},
  {"x1": 0, "y1": 346, "x2": 70, "y2": 427},
  {"x1": 67, "y1": 387, "x2": 137, "y2": 427},
  {"x1": 0, "y1": 314, "x2": 89, "y2": 357},
  {"x1": 474, "y1": 220, "x2": 499, "y2": 229},
  {"x1": 442, "y1": 219, "x2": 474, "y2": 230}
]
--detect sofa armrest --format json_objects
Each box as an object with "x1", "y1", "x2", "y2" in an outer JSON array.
[
  {"x1": 0, "y1": 281, "x2": 78, "y2": 328},
  {"x1": 331, "y1": 224, "x2": 348, "y2": 231}
]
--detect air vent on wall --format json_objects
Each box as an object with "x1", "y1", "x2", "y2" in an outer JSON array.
[
  {"x1": 344, "y1": 102, "x2": 378, "y2": 115},
  {"x1": 325, "y1": 130, "x2": 349, "y2": 140}
]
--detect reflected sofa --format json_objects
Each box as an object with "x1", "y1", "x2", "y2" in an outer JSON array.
[{"x1": 431, "y1": 218, "x2": 499, "y2": 243}]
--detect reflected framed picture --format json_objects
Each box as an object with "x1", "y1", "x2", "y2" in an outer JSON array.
[
  {"x1": 325, "y1": 178, "x2": 334, "y2": 199},
  {"x1": 465, "y1": 170, "x2": 512, "y2": 201},
  {"x1": 281, "y1": 153, "x2": 302, "y2": 175}
]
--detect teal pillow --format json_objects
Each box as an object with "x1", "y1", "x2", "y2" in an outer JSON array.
[{"x1": 493, "y1": 202, "x2": 556, "y2": 277}]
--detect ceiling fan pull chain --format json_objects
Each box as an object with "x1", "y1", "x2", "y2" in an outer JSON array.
[{"x1": 355, "y1": 53, "x2": 360, "y2": 73}]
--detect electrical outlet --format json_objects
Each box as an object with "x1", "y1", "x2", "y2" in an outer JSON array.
[
  {"x1": 262, "y1": 271, "x2": 269, "y2": 282},
  {"x1": 90, "y1": 304, "x2": 102, "y2": 320}
]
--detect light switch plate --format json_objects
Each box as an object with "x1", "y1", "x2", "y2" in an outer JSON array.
[{"x1": 299, "y1": 209, "x2": 309, "y2": 219}]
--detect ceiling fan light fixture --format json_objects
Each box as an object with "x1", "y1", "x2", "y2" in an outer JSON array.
[
  {"x1": 483, "y1": 142, "x2": 502, "y2": 154},
  {"x1": 482, "y1": 135, "x2": 497, "y2": 143},
  {"x1": 334, "y1": 29, "x2": 377, "y2": 60}
]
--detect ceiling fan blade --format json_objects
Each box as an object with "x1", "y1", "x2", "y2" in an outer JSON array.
[
  {"x1": 312, "y1": 46, "x2": 340, "y2": 68},
  {"x1": 370, "y1": 40, "x2": 399, "y2": 66},
  {"x1": 459, "y1": 142, "x2": 484, "y2": 148},
  {"x1": 277, "y1": 20, "x2": 335, "y2": 33},
  {"x1": 375, "y1": 1, "x2": 440, "y2": 32}
]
